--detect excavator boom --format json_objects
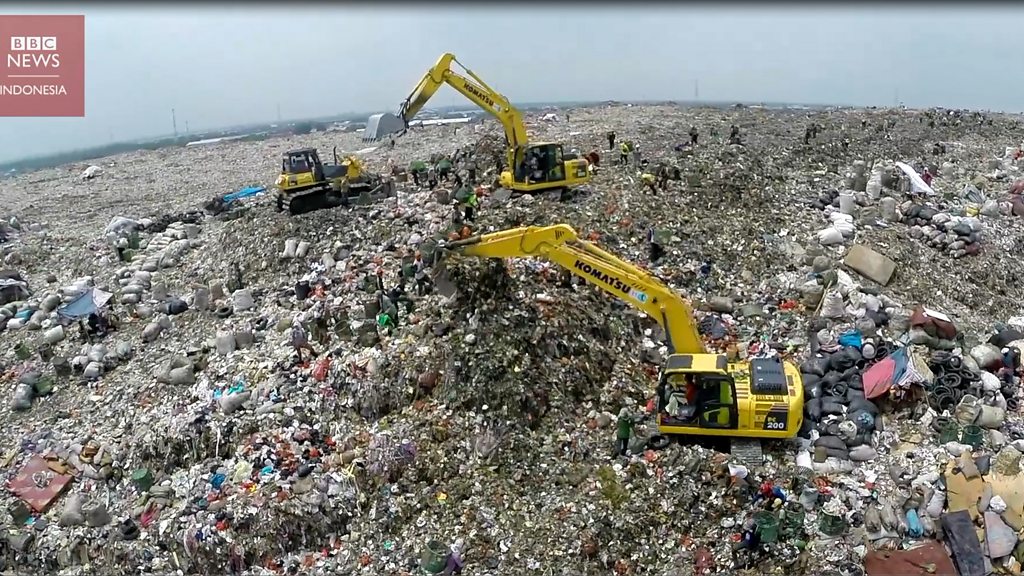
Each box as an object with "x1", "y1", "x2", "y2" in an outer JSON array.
[
  {"x1": 443, "y1": 225, "x2": 704, "y2": 354},
  {"x1": 380, "y1": 52, "x2": 528, "y2": 168}
]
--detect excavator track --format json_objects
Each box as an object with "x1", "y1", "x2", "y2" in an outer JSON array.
[{"x1": 729, "y1": 438, "x2": 764, "y2": 469}]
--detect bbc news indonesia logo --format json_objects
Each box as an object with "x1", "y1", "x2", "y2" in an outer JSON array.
[{"x1": 0, "y1": 15, "x2": 84, "y2": 117}]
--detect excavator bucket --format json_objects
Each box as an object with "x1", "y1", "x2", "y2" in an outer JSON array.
[
  {"x1": 428, "y1": 236, "x2": 476, "y2": 299},
  {"x1": 431, "y1": 256, "x2": 458, "y2": 299},
  {"x1": 363, "y1": 113, "x2": 405, "y2": 142}
]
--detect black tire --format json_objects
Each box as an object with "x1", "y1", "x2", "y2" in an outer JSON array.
[{"x1": 648, "y1": 435, "x2": 671, "y2": 451}]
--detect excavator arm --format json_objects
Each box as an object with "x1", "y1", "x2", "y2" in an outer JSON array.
[
  {"x1": 442, "y1": 225, "x2": 705, "y2": 354},
  {"x1": 397, "y1": 52, "x2": 530, "y2": 170}
]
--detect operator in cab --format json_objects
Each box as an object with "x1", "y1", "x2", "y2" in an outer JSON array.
[{"x1": 664, "y1": 373, "x2": 698, "y2": 419}]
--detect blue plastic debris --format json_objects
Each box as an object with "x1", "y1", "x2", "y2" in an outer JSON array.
[
  {"x1": 223, "y1": 186, "x2": 265, "y2": 204},
  {"x1": 838, "y1": 330, "x2": 863, "y2": 349}
]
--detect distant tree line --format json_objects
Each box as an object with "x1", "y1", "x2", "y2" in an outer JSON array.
[{"x1": 0, "y1": 136, "x2": 189, "y2": 174}]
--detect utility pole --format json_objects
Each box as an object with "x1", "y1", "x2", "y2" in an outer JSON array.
[
  {"x1": 694, "y1": 79, "x2": 699, "y2": 101},
  {"x1": 184, "y1": 120, "x2": 189, "y2": 134},
  {"x1": 171, "y1": 108, "x2": 178, "y2": 138}
]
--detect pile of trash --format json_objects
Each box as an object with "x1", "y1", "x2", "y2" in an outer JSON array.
[{"x1": 0, "y1": 103, "x2": 1021, "y2": 575}]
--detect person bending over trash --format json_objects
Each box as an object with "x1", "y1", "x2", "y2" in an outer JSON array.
[
  {"x1": 443, "y1": 538, "x2": 466, "y2": 575},
  {"x1": 641, "y1": 171, "x2": 658, "y2": 195},
  {"x1": 290, "y1": 316, "x2": 318, "y2": 364},
  {"x1": 455, "y1": 185, "x2": 478, "y2": 222}
]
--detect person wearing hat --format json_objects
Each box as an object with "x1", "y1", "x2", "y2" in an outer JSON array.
[{"x1": 454, "y1": 184, "x2": 477, "y2": 222}]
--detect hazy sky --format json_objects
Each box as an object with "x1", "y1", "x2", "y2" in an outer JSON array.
[{"x1": 0, "y1": 4, "x2": 1022, "y2": 162}]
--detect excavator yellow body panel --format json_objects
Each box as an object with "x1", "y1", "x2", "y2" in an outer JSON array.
[{"x1": 655, "y1": 353, "x2": 804, "y2": 439}]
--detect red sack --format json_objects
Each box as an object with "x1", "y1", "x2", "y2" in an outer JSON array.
[
  {"x1": 312, "y1": 357, "x2": 331, "y2": 382},
  {"x1": 909, "y1": 306, "x2": 957, "y2": 340}
]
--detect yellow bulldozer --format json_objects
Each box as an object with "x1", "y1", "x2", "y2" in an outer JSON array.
[{"x1": 274, "y1": 147, "x2": 395, "y2": 215}]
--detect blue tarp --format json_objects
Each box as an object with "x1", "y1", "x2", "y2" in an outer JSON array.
[
  {"x1": 57, "y1": 288, "x2": 112, "y2": 321},
  {"x1": 223, "y1": 186, "x2": 265, "y2": 204}
]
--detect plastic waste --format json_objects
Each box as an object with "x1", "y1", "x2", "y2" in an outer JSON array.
[
  {"x1": 817, "y1": 227, "x2": 844, "y2": 246},
  {"x1": 905, "y1": 509, "x2": 923, "y2": 538},
  {"x1": 799, "y1": 486, "x2": 819, "y2": 511}
]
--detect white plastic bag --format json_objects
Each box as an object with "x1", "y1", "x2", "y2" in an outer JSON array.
[
  {"x1": 817, "y1": 227, "x2": 844, "y2": 246},
  {"x1": 833, "y1": 220, "x2": 855, "y2": 237}
]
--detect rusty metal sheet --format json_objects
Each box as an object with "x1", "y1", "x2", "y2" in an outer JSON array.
[
  {"x1": 864, "y1": 541, "x2": 957, "y2": 576},
  {"x1": 7, "y1": 456, "x2": 73, "y2": 513}
]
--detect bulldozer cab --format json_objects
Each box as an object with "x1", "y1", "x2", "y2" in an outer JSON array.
[
  {"x1": 656, "y1": 354, "x2": 738, "y2": 431},
  {"x1": 515, "y1": 143, "x2": 566, "y2": 184},
  {"x1": 282, "y1": 148, "x2": 324, "y2": 181}
]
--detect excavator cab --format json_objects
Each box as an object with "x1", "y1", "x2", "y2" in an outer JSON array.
[
  {"x1": 657, "y1": 354, "x2": 739, "y2": 432},
  {"x1": 508, "y1": 143, "x2": 587, "y2": 190}
]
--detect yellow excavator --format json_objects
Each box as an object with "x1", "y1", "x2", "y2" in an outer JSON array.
[
  {"x1": 365, "y1": 53, "x2": 591, "y2": 194},
  {"x1": 435, "y1": 225, "x2": 804, "y2": 453},
  {"x1": 274, "y1": 147, "x2": 394, "y2": 215}
]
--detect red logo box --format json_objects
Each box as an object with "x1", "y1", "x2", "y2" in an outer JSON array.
[{"x1": 0, "y1": 15, "x2": 84, "y2": 117}]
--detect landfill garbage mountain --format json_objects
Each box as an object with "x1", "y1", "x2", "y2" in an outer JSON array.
[{"x1": 0, "y1": 103, "x2": 1022, "y2": 575}]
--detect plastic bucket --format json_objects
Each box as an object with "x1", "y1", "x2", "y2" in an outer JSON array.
[
  {"x1": 419, "y1": 540, "x2": 447, "y2": 574},
  {"x1": 819, "y1": 511, "x2": 846, "y2": 536},
  {"x1": 938, "y1": 419, "x2": 961, "y2": 444},
  {"x1": 14, "y1": 342, "x2": 31, "y2": 361},
  {"x1": 961, "y1": 425, "x2": 984, "y2": 449},
  {"x1": 131, "y1": 468, "x2": 154, "y2": 492},
  {"x1": 754, "y1": 511, "x2": 779, "y2": 543},
  {"x1": 782, "y1": 505, "x2": 806, "y2": 537},
  {"x1": 838, "y1": 193, "x2": 857, "y2": 215}
]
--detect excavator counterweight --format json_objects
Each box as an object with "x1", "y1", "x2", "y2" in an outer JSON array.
[{"x1": 437, "y1": 225, "x2": 805, "y2": 443}]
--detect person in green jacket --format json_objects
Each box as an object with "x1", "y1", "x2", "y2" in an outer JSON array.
[
  {"x1": 455, "y1": 185, "x2": 478, "y2": 222},
  {"x1": 409, "y1": 160, "x2": 427, "y2": 186},
  {"x1": 616, "y1": 407, "x2": 634, "y2": 456},
  {"x1": 436, "y1": 157, "x2": 453, "y2": 182}
]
